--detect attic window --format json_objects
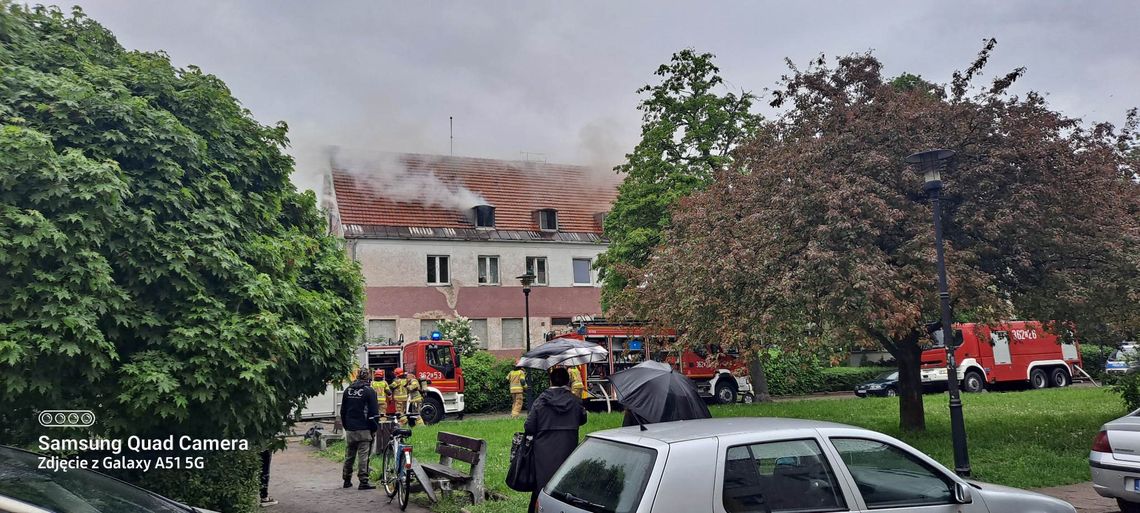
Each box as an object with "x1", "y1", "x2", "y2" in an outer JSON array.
[
  {"x1": 538, "y1": 209, "x2": 558, "y2": 231},
  {"x1": 473, "y1": 205, "x2": 495, "y2": 228}
]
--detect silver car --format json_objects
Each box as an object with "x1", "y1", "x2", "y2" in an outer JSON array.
[
  {"x1": 538, "y1": 417, "x2": 1075, "y2": 513},
  {"x1": 1091, "y1": 410, "x2": 1140, "y2": 512}
]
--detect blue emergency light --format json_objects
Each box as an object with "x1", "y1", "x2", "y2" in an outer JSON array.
[{"x1": 430, "y1": 330, "x2": 442, "y2": 341}]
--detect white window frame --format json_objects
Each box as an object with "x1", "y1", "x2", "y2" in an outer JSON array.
[
  {"x1": 478, "y1": 255, "x2": 500, "y2": 285},
  {"x1": 427, "y1": 255, "x2": 450, "y2": 285},
  {"x1": 526, "y1": 256, "x2": 548, "y2": 286},
  {"x1": 572, "y1": 257, "x2": 592, "y2": 286}
]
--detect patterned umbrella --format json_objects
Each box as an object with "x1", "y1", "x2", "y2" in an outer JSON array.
[{"x1": 516, "y1": 338, "x2": 608, "y2": 370}]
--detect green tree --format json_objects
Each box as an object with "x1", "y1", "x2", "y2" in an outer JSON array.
[
  {"x1": 596, "y1": 49, "x2": 763, "y2": 309},
  {"x1": 437, "y1": 316, "x2": 480, "y2": 357},
  {"x1": 616, "y1": 42, "x2": 1140, "y2": 431},
  {"x1": 0, "y1": 3, "x2": 363, "y2": 455}
]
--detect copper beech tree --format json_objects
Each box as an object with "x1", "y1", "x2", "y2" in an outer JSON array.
[{"x1": 611, "y1": 42, "x2": 1140, "y2": 431}]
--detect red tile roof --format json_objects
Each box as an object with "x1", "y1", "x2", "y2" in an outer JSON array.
[{"x1": 331, "y1": 154, "x2": 619, "y2": 234}]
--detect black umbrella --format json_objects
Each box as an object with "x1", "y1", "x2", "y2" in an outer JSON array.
[
  {"x1": 609, "y1": 360, "x2": 712, "y2": 424},
  {"x1": 516, "y1": 337, "x2": 608, "y2": 370}
]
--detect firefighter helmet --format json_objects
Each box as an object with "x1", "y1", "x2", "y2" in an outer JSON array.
[
  {"x1": 394, "y1": 367, "x2": 404, "y2": 376},
  {"x1": 373, "y1": 369, "x2": 385, "y2": 379}
]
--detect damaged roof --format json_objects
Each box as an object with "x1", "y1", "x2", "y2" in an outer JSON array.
[{"x1": 330, "y1": 153, "x2": 619, "y2": 241}]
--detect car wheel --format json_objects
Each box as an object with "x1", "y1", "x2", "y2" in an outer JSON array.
[
  {"x1": 714, "y1": 379, "x2": 738, "y2": 405},
  {"x1": 1119, "y1": 498, "x2": 1140, "y2": 513},
  {"x1": 963, "y1": 371, "x2": 985, "y2": 393},
  {"x1": 419, "y1": 396, "x2": 444, "y2": 425},
  {"x1": 885, "y1": 387, "x2": 897, "y2": 397},
  {"x1": 1030, "y1": 368, "x2": 1048, "y2": 389},
  {"x1": 1050, "y1": 368, "x2": 1070, "y2": 387}
]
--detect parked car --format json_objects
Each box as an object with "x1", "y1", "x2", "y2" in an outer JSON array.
[
  {"x1": 0, "y1": 445, "x2": 219, "y2": 513},
  {"x1": 538, "y1": 417, "x2": 1075, "y2": 513},
  {"x1": 1090, "y1": 410, "x2": 1140, "y2": 512},
  {"x1": 1105, "y1": 343, "x2": 1139, "y2": 375},
  {"x1": 854, "y1": 370, "x2": 900, "y2": 397}
]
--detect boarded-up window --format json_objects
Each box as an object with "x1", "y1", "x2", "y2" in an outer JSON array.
[
  {"x1": 368, "y1": 319, "x2": 397, "y2": 343},
  {"x1": 470, "y1": 319, "x2": 488, "y2": 349},
  {"x1": 419, "y1": 319, "x2": 442, "y2": 339},
  {"x1": 502, "y1": 318, "x2": 524, "y2": 349}
]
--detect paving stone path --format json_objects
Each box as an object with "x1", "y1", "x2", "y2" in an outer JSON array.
[
  {"x1": 1037, "y1": 483, "x2": 1118, "y2": 513},
  {"x1": 264, "y1": 441, "x2": 429, "y2": 513}
]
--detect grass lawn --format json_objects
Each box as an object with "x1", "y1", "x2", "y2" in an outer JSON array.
[{"x1": 317, "y1": 386, "x2": 1123, "y2": 513}]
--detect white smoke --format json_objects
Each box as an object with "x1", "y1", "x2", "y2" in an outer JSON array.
[{"x1": 328, "y1": 147, "x2": 488, "y2": 212}]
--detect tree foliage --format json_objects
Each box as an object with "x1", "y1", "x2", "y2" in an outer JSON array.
[
  {"x1": 437, "y1": 316, "x2": 479, "y2": 358},
  {"x1": 595, "y1": 49, "x2": 763, "y2": 309},
  {"x1": 614, "y1": 41, "x2": 1140, "y2": 430},
  {"x1": 0, "y1": 5, "x2": 364, "y2": 445}
]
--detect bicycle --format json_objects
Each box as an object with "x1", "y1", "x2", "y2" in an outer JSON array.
[{"x1": 378, "y1": 412, "x2": 419, "y2": 510}]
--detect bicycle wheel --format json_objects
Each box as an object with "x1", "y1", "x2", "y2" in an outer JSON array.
[
  {"x1": 397, "y1": 467, "x2": 410, "y2": 510},
  {"x1": 381, "y1": 444, "x2": 397, "y2": 498}
]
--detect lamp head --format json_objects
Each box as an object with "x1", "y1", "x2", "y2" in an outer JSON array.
[
  {"x1": 905, "y1": 149, "x2": 956, "y2": 190},
  {"x1": 516, "y1": 272, "x2": 536, "y2": 287}
]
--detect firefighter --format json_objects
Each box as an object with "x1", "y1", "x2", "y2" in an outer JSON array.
[
  {"x1": 407, "y1": 371, "x2": 423, "y2": 421},
  {"x1": 568, "y1": 364, "x2": 584, "y2": 400},
  {"x1": 371, "y1": 369, "x2": 389, "y2": 421},
  {"x1": 507, "y1": 366, "x2": 527, "y2": 418},
  {"x1": 392, "y1": 368, "x2": 410, "y2": 426}
]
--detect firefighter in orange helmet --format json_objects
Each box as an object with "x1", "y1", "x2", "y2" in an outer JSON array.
[
  {"x1": 371, "y1": 369, "x2": 389, "y2": 421},
  {"x1": 392, "y1": 368, "x2": 410, "y2": 426}
]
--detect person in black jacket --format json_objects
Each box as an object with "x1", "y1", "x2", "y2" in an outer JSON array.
[
  {"x1": 340, "y1": 368, "x2": 379, "y2": 490},
  {"x1": 524, "y1": 366, "x2": 587, "y2": 513}
]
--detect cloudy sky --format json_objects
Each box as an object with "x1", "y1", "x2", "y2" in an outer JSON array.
[{"x1": 73, "y1": 1, "x2": 1140, "y2": 193}]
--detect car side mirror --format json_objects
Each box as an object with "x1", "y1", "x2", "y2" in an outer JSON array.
[{"x1": 953, "y1": 481, "x2": 973, "y2": 504}]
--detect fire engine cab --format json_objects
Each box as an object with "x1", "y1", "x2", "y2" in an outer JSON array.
[
  {"x1": 300, "y1": 333, "x2": 464, "y2": 425},
  {"x1": 920, "y1": 320, "x2": 1082, "y2": 392},
  {"x1": 549, "y1": 322, "x2": 753, "y2": 408}
]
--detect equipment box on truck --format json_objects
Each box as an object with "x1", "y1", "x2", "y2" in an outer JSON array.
[{"x1": 920, "y1": 320, "x2": 1082, "y2": 392}]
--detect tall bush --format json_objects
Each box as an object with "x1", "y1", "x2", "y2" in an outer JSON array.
[{"x1": 462, "y1": 351, "x2": 516, "y2": 413}]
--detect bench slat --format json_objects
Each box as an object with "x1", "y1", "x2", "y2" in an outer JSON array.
[
  {"x1": 438, "y1": 431, "x2": 484, "y2": 452},
  {"x1": 436, "y1": 443, "x2": 480, "y2": 465},
  {"x1": 421, "y1": 462, "x2": 471, "y2": 482}
]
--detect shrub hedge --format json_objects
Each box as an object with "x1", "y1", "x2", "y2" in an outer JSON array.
[{"x1": 1080, "y1": 344, "x2": 1115, "y2": 378}]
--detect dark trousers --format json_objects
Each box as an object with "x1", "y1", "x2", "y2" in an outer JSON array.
[
  {"x1": 259, "y1": 450, "x2": 271, "y2": 499},
  {"x1": 342, "y1": 430, "x2": 374, "y2": 483}
]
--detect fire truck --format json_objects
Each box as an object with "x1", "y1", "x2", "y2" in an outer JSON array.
[
  {"x1": 920, "y1": 320, "x2": 1083, "y2": 392},
  {"x1": 300, "y1": 333, "x2": 465, "y2": 425},
  {"x1": 549, "y1": 322, "x2": 753, "y2": 408}
]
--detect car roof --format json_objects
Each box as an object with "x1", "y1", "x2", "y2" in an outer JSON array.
[{"x1": 589, "y1": 417, "x2": 856, "y2": 445}]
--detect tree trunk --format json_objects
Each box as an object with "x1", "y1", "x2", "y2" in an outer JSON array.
[
  {"x1": 747, "y1": 359, "x2": 773, "y2": 402},
  {"x1": 894, "y1": 342, "x2": 926, "y2": 432}
]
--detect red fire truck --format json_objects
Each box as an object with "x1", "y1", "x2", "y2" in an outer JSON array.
[
  {"x1": 549, "y1": 322, "x2": 753, "y2": 408},
  {"x1": 919, "y1": 320, "x2": 1083, "y2": 392},
  {"x1": 301, "y1": 335, "x2": 464, "y2": 424}
]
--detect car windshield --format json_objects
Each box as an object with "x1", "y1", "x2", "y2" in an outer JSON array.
[
  {"x1": 545, "y1": 438, "x2": 656, "y2": 513},
  {"x1": 0, "y1": 447, "x2": 189, "y2": 513},
  {"x1": 876, "y1": 371, "x2": 898, "y2": 381}
]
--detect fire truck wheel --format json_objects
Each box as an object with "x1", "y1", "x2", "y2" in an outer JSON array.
[
  {"x1": 714, "y1": 380, "x2": 737, "y2": 405},
  {"x1": 741, "y1": 393, "x2": 755, "y2": 404},
  {"x1": 420, "y1": 396, "x2": 444, "y2": 425},
  {"x1": 1050, "y1": 368, "x2": 1070, "y2": 387},
  {"x1": 962, "y1": 371, "x2": 985, "y2": 393},
  {"x1": 1030, "y1": 368, "x2": 1049, "y2": 389}
]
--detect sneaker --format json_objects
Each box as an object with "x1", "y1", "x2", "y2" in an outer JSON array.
[
  {"x1": 259, "y1": 496, "x2": 278, "y2": 507},
  {"x1": 342, "y1": 479, "x2": 352, "y2": 488},
  {"x1": 358, "y1": 483, "x2": 376, "y2": 490}
]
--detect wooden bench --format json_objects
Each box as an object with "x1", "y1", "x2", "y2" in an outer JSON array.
[
  {"x1": 420, "y1": 432, "x2": 487, "y2": 504},
  {"x1": 313, "y1": 418, "x2": 345, "y2": 450}
]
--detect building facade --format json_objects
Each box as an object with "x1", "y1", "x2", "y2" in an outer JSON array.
[{"x1": 327, "y1": 153, "x2": 618, "y2": 356}]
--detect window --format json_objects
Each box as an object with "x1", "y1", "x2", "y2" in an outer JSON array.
[
  {"x1": 722, "y1": 439, "x2": 845, "y2": 513},
  {"x1": 427, "y1": 255, "x2": 449, "y2": 285},
  {"x1": 573, "y1": 258, "x2": 592, "y2": 285},
  {"x1": 546, "y1": 438, "x2": 656, "y2": 513},
  {"x1": 538, "y1": 209, "x2": 558, "y2": 231},
  {"x1": 473, "y1": 205, "x2": 495, "y2": 228},
  {"x1": 478, "y1": 256, "x2": 499, "y2": 285},
  {"x1": 367, "y1": 319, "x2": 397, "y2": 343},
  {"x1": 470, "y1": 319, "x2": 488, "y2": 349},
  {"x1": 830, "y1": 438, "x2": 952, "y2": 509},
  {"x1": 419, "y1": 319, "x2": 442, "y2": 339},
  {"x1": 425, "y1": 344, "x2": 456, "y2": 379},
  {"x1": 501, "y1": 318, "x2": 524, "y2": 349},
  {"x1": 525, "y1": 257, "x2": 548, "y2": 285}
]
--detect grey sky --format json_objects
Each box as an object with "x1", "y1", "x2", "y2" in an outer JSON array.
[{"x1": 72, "y1": 1, "x2": 1140, "y2": 194}]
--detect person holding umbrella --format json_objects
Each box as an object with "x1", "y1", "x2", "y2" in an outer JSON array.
[
  {"x1": 523, "y1": 366, "x2": 586, "y2": 513},
  {"x1": 610, "y1": 360, "x2": 711, "y2": 427}
]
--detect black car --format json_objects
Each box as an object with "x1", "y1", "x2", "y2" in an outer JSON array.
[
  {"x1": 0, "y1": 446, "x2": 218, "y2": 513},
  {"x1": 854, "y1": 370, "x2": 900, "y2": 397}
]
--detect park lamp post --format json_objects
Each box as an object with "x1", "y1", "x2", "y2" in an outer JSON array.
[
  {"x1": 906, "y1": 148, "x2": 972, "y2": 477},
  {"x1": 517, "y1": 272, "x2": 536, "y2": 408}
]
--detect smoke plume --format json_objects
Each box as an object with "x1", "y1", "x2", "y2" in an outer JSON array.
[{"x1": 328, "y1": 147, "x2": 488, "y2": 212}]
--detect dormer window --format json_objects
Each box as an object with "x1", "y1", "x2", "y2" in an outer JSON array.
[
  {"x1": 473, "y1": 205, "x2": 495, "y2": 228},
  {"x1": 537, "y1": 209, "x2": 558, "y2": 231}
]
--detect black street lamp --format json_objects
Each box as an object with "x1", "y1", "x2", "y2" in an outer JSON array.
[
  {"x1": 906, "y1": 148, "x2": 971, "y2": 477},
  {"x1": 517, "y1": 272, "x2": 536, "y2": 408}
]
